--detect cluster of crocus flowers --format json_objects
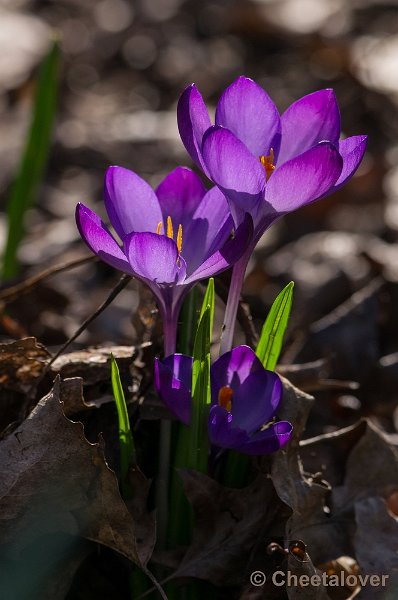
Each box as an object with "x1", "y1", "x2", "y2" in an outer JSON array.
[
  {"x1": 154, "y1": 346, "x2": 292, "y2": 454},
  {"x1": 76, "y1": 76, "x2": 367, "y2": 457}
]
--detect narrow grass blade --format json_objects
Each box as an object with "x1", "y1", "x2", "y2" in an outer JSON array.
[
  {"x1": 189, "y1": 278, "x2": 214, "y2": 472},
  {"x1": 199, "y1": 277, "x2": 214, "y2": 335},
  {"x1": 256, "y1": 281, "x2": 294, "y2": 371},
  {"x1": 111, "y1": 354, "x2": 136, "y2": 497},
  {"x1": 2, "y1": 40, "x2": 60, "y2": 279}
]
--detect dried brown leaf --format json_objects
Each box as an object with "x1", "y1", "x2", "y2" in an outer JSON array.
[
  {"x1": 126, "y1": 465, "x2": 156, "y2": 568},
  {"x1": 50, "y1": 344, "x2": 135, "y2": 384},
  {"x1": 0, "y1": 377, "x2": 140, "y2": 566},
  {"x1": 0, "y1": 337, "x2": 50, "y2": 392},
  {"x1": 353, "y1": 496, "x2": 398, "y2": 599},
  {"x1": 271, "y1": 379, "x2": 344, "y2": 564},
  {"x1": 59, "y1": 377, "x2": 93, "y2": 416},
  {"x1": 174, "y1": 470, "x2": 284, "y2": 587}
]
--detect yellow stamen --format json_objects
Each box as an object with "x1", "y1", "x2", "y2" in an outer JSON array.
[
  {"x1": 156, "y1": 221, "x2": 162, "y2": 234},
  {"x1": 167, "y1": 215, "x2": 174, "y2": 239},
  {"x1": 259, "y1": 148, "x2": 275, "y2": 181},
  {"x1": 218, "y1": 385, "x2": 233, "y2": 413},
  {"x1": 177, "y1": 224, "x2": 183, "y2": 255}
]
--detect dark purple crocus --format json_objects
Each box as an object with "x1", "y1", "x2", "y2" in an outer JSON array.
[
  {"x1": 154, "y1": 345, "x2": 292, "y2": 454},
  {"x1": 178, "y1": 77, "x2": 367, "y2": 352},
  {"x1": 76, "y1": 166, "x2": 253, "y2": 355}
]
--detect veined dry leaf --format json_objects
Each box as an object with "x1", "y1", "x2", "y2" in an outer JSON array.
[
  {"x1": 50, "y1": 344, "x2": 136, "y2": 384},
  {"x1": 353, "y1": 497, "x2": 398, "y2": 599},
  {"x1": 287, "y1": 550, "x2": 332, "y2": 600},
  {"x1": 0, "y1": 336, "x2": 50, "y2": 392},
  {"x1": 59, "y1": 377, "x2": 93, "y2": 416},
  {"x1": 174, "y1": 470, "x2": 285, "y2": 587},
  {"x1": 0, "y1": 377, "x2": 140, "y2": 569},
  {"x1": 126, "y1": 465, "x2": 156, "y2": 568},
  {"x1": 270, "y1": 378, "x2": 343, "y2": 598}
]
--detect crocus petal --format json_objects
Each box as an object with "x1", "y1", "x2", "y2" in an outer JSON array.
[
  {"x1": 177, "y1": 84, "x2": 212, "y2": 176},
  {"x1": 183, "y1": 186, "x2": 233, "y2": 275},
  {"x1": 202, "y1": 126, "x2": 266, "y2": 225},
  {"x1": 211, "y1": 345, "x2": 263, "y2": 401},
  {"x1": 264, "y1": 141, "x2": 343, "y2": 213},
  {"x1": 156, "y1": 166, "x2": 206, "y2": 232},
  {"x1": 278, "y1": 89, "x2": 341, "y2": 164},
  {"x1": 208, "y1": 405, "x2": 249, "y2": 449},
  {"x1": 154, "y1": 356, "x2": 192, "y2": 425},
  {"x1": 162, "y1": 353, "x2": 193, "y2": 390},
  {"x1": 329, "y1": 135, "x2": 368, "y2": 193},
  {"x1": 232, "y1": 370, "x2": 283, "y2": 432},
  {"x1": 185, "y1": 213, "x2": 253, "y2": 284},
  {"x1": 104, "y1": 166, "x2": 162, "y2": 238},
  {"x1": 124, "y1": 232, "x2": 186, "y2": 284},
  {"x1": 76, "y1": 203, "x2": 133, "y2": 275},
  {"x1": 215, "y1": 76, "x2": 281, "y2": 160},
  {"x1": 238, "y1": 421, "x2": 293, "y2": 455}
]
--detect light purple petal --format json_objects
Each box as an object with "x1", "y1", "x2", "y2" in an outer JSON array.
[
  {"x1": 215, "y1": 76, "x2": 281, "y2": 160},
  {"x1": 155, "y1": 167, "x2": 206, "y2": 232},
  {"x1": 211, "y1": 345, "x2": 263, "y2": 401},
  {"x1": 154, "y1": 356, "x2": 192, "y2": 425},
  {"x1": 124, "y1": 232, "x2": 186, "y2": 284},
  {"x1": 177, "y1": 84, "x2": 212, "y2": 176},
  {"x1": 208, "y1": 405, "x2": 249, "y2": 449},
  {"x1": 76, "y1": 203, "x2": 133, "y2": 275},
  {"x1": 183, "y1": 186, "x2": 233, "y2": 275},
  {"x1": 232, "y1": 370, "x2": 282, "y2": 432},
  {"x1": 264, "y1": 141, "x2": 343, "y2": 213},
  {"x1": 104, "y1": 166, "x2": 162, "y2": 238},
  {"x1": 329, "y1": 135, "x2": 368, "y2": 193},
  {"x1": 278, "y1": 89, "x2": 341, "y2": 164},
  {"x1": 239, "y1": 421, "x2": 293, "y2": 455},
  {"x1": 202, "y1": 127, "x2": 266, "y2": 225},
  {"x1": 162, "y1": 353, "x2": 193, "y2": 390},
  {"x1": 185, "y1": 213, "x2": 253, "y2": 284}
]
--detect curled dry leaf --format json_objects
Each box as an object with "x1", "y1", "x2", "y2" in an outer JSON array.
[
  {"x1": 287, "y1": 550, "x2": 332, "y2": 600},
  {"x1": 59, "y1": 377, "x2": 94, "y2": 416},
  {"x1": 126, "y1": 465, "x2": 156, "y2": 568},
  {"x1": 50, "y1": 344, "x2": 136, "y2": 384},
  {"x1": 331, "y1": 420, "x2": 398, "y2": 510},
  {"x1": 174, "y1": 470, "x2": 286, "y2": 587},
  {"x1": 317, "y1": 556, "x2": 361, "y2": 600},
  {"x1": 0, "y1": 377, "x2": 142, "y2": 570},
  {"x1": 0, "y1": 336, "x2": 50, "y2": 393},
  {"x1": 353, "y1": 497, "x2": 398, "y2": 599},
  {"x1": 270, "y1": 378, "x2": 343, "y2": 596}
]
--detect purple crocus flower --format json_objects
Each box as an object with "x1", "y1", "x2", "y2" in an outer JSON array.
[
  {"x1": 178, "y1": 77, "x2": 368, "y2": 353},
  {"x1": 178, "y1": 76, "x2": 367, "y2": 233},
  {"x1": 154, "y1": 345, "x2": 292, "y2": 454},
  {"x1": 76, "y1": 166, "x2": 253, "y2": 355}
]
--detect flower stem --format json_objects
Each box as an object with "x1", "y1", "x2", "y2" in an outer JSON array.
[
  {"x1": 156, "y1": 300, "x2": 180, "y2": 550},
  {"x1": 219, "y1": 246, "x2": 251, "y2": 356}
]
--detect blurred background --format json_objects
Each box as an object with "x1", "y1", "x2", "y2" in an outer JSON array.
[{"x1": 1, "y1": 0, "x2": 398, "y2": 431}]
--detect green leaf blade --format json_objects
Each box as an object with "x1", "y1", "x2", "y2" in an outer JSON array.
[
  {"x1": 189, "y1": 278, "x2": 214, "y2": 473},
  {"x1": 256, "y1": 281, "x2": 294, "y2": 371},
  {"x1": 111, "y1": 354, "x2": 136, "y2": 496},
  {"x1": 2, "y1": 39, "x2": 60, "y2": 279}
]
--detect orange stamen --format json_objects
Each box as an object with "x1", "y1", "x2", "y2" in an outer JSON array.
[
  {"x1": 167, "y1": 215, "x2": 174, "y2": 239},
  {"x1": 259, "y1": 148, "x2": 275, "y2": 181},
  {"x1": 218, "y1": 386, "x2": 233, "y2": 412},
  {"x1": 156, "y1": 221, "x2": 162, "y2": 234},
  {"x1": 177, "y1": 224, "x2": 183, "y2": 255}
]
